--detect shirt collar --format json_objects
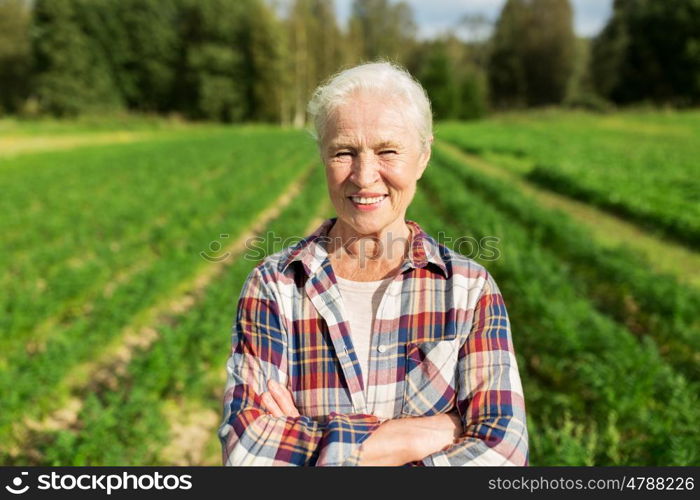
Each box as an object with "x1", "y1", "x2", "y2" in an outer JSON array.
[{"x1": 278, "y1": 217, "x2": 449, "y2": 278}]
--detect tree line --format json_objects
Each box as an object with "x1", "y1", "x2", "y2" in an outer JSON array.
[{"x1": 0, "y1": 0, "x2": 698, "y2": 122}]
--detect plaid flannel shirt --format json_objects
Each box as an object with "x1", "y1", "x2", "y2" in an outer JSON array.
[{"x1": 218, "y1": 217, "x2": 528, "y2": 466}]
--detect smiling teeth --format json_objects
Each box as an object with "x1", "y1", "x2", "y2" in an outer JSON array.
[{"x1": 351, "y1": 196, "x2": 385, "y2": 204}]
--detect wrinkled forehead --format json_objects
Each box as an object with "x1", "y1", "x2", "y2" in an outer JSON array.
[{"x1": 322, "y1": 91, "x2": 418, "y2": 146}]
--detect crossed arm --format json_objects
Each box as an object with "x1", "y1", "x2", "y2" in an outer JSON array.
[
  {"x1": 218, "y1": 267, "x2": 528, "y2": 466},
  {"x1": 260, "y1": 379, "x2": 462, "y2": 466}
]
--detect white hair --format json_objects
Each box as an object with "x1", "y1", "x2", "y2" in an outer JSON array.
[{"x1": 307, "y1": 61, "x2": 433, "y2": 150}]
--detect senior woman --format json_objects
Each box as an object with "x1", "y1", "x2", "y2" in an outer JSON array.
[{"x1": 218, "y1": 62, "x2": 528, "y2": 466}]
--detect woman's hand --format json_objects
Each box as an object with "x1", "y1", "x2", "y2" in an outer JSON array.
[
  {"x1": 358, "y1": 411, "x2": 462, "y2": 466},
  {"x1": 260, "y1": 380, "x2": 300, "y2": 417},
  {"x1": 260, "y1": 379, "x2": 463, "y2": 466}
]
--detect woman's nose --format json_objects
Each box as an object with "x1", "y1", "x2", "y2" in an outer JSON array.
[{"x1": 350, "y1": 152, "x2": 381, "y2": 187}]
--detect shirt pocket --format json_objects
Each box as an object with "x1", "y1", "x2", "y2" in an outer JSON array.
[{"x1": 401, "y1": 332, "x2": 459, "y2": 417}]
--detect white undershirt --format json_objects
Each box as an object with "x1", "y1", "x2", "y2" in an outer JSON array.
[{"x1": 335, "y1": 275, "x2": 394, "y2": 386}]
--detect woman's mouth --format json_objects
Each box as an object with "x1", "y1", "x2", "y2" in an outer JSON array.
[{"x1": 347, "y1": 194, "x2": 388, "y2": 212}]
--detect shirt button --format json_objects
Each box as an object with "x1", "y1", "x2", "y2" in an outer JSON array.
[{"x1": 377, "y1": 344, "x2": 387, "y2": 353}]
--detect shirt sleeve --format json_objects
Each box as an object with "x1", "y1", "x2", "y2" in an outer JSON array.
[
  {"x1": 421, "y1": 271, "x2": 529, "y2": 466},
  {"x1": 218, "y1": 267, "x2": 381, "y2": 466}
]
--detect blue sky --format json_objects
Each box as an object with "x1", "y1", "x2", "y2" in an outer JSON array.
[{"x1": 331, "y1": 0, "x2": 614, "y2": 39}]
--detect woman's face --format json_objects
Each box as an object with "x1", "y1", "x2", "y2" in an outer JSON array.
[{"x1": 320, "y1": 91, "x2": 431, "y2": 238}]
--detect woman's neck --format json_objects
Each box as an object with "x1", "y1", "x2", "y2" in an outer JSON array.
[{"x1": 326, "y1": 218, "x2": 412, "y2": 281}]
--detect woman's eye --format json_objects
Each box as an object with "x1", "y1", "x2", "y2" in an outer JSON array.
[
  {"x1": 334, "y1": 151, "x2": 352, "y2": 158},
  {"x1": 379, "y1": 150, "x2": 397, "y2": 156}
]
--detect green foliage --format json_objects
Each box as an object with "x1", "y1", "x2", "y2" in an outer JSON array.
[
  {"x1": 32, "y1": 0, "x2": 123, "y2": 116},
  {"x1": 527, "y1": 413, "x2": 599, "y2": 466},
  {"x1": 284, "y1": 0, "x2": 347, "y2": 126},
  {"x1": 27, "y1": 0, "x2": 284, "y2": 121},
  {"x1": 0, "y1": 0, "x2": 32, "y2": 114},
  {"x1": 3, "y1": 0, "x2": 699, "y2": 118},
  {"x1": 433, "y1": 136, "x2": 700, "y2": 380},
  {"x1": 0, "y1": 126, "x2": 318, "y2": 455},
  {"x1": 591, "y1": 0, "x2": 700, "y2": 106},
  {"x1": 439, "y1": 112, "x2": 700, "y2": 248},
  {"x1": 91, "y1": 0, "x2": 180, "y2": 112},
  {"x1": 412, "y1": 147, "x2": 700, "y2": 464},
  {"x1": 488, "y1": 0, "x2": 527, "y2": 108},
  {"x1": 415, "y1": 38, "x2": 488, "y2": 121},
  {"x1": 175, "y1": 0, "x2": 248, "y2": 121},
  {"x1": 244, "y1": 0, "x2": 286, "y2": 121},
  {"x1": 2, "y1": 112, "x2": 700, "y2": 464},
  {"x1": 348, "y1": 0, "x2": 417, "y2": 64},
  {"x1": 175, "y1": 0, "x2": 286, "y2": 122},
  {"x1": 417, "y1": 43, "x2": 460, "y2": 120},
  {"x1": 459, "y1": 72, "x2": 488, "y2": 120},
  {"x1": 488, "y1": 0, "x2": 576, "y2": 107},
  {"x1": 2, "y1": 131, "x2": 326, "y2": 464},
  {"x1": 563, "y1": 37, "x2": 612, "y2": 112}
]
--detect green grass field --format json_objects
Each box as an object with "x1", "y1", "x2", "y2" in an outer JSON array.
[{"x1": 1, "y1": 111, "x2": 698, "y2": 465}]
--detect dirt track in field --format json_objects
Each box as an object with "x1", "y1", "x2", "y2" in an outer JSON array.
[
  {"x1": 436, "y1": 140, "x2": 700, "y2": 288},
  {"x1": 0, "y1": 131, "x2": 157, "y2": 157},
  {"x1": 164, "y1": 206, "x2": 331, "y2": 466},
  {"x1": 11, "y1": 166, "x2": 315, "y2": 464}
]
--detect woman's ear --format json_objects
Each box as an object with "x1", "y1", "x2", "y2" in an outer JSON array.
[{"x1": 416, "y1": 136, "x2": 434, "y2": 180}]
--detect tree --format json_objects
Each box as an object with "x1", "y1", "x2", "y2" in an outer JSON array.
[
  {"x1": 284, "y1": 0, "x2": 346, "y2": 126},
  {"x1": 347, "y1": 0, "x2": 417, "y2": 65},
  {"x1": 418, "y1": 41, "x2": 460, "y2": 120},
  {"x1": 0, "y1": 0, "x2": 32, "y2": 114},
  {"x1": 521, "y1": 0, "x2": 576, "y2": 106},
  {"x1": 32, "y1": 0, "x2": 122, "y2": 116},
  {"x1": 174, "y1": 0, "x2": 248, "y2": 121},
  {"x1": 459, "y1": 70, "x2": 489, "y2": 119},
  {"x1": 589, "y1": 0, "x2": 629, "y2": 101},
  {"x1": 173, "y1": 0, "x2": 287, "y2": 122},
  {"x1": 415, "y1": 36, "x2": 488, "y2": 120},
  {"x1": 242, "y1": 0, "x2": 286, "y2": 122},
  {"x1": 488, "y1": 0, "x2": 576, "y2": 107},
  {"x1": 487, "y1": 0, "x2": 529, "y2": 108},
  {"x1": 93, "y1": 0, "x2": 180, "y2": 112},
  {"x1": 591, "y1": 0, "x2": 700, "y2": 105},
  {"x1": 563, "y1": 37, "x2": 609, "y2": 111},
  {"x1": 306, "y1": 0, "x2": 346, "y2": 85}
]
